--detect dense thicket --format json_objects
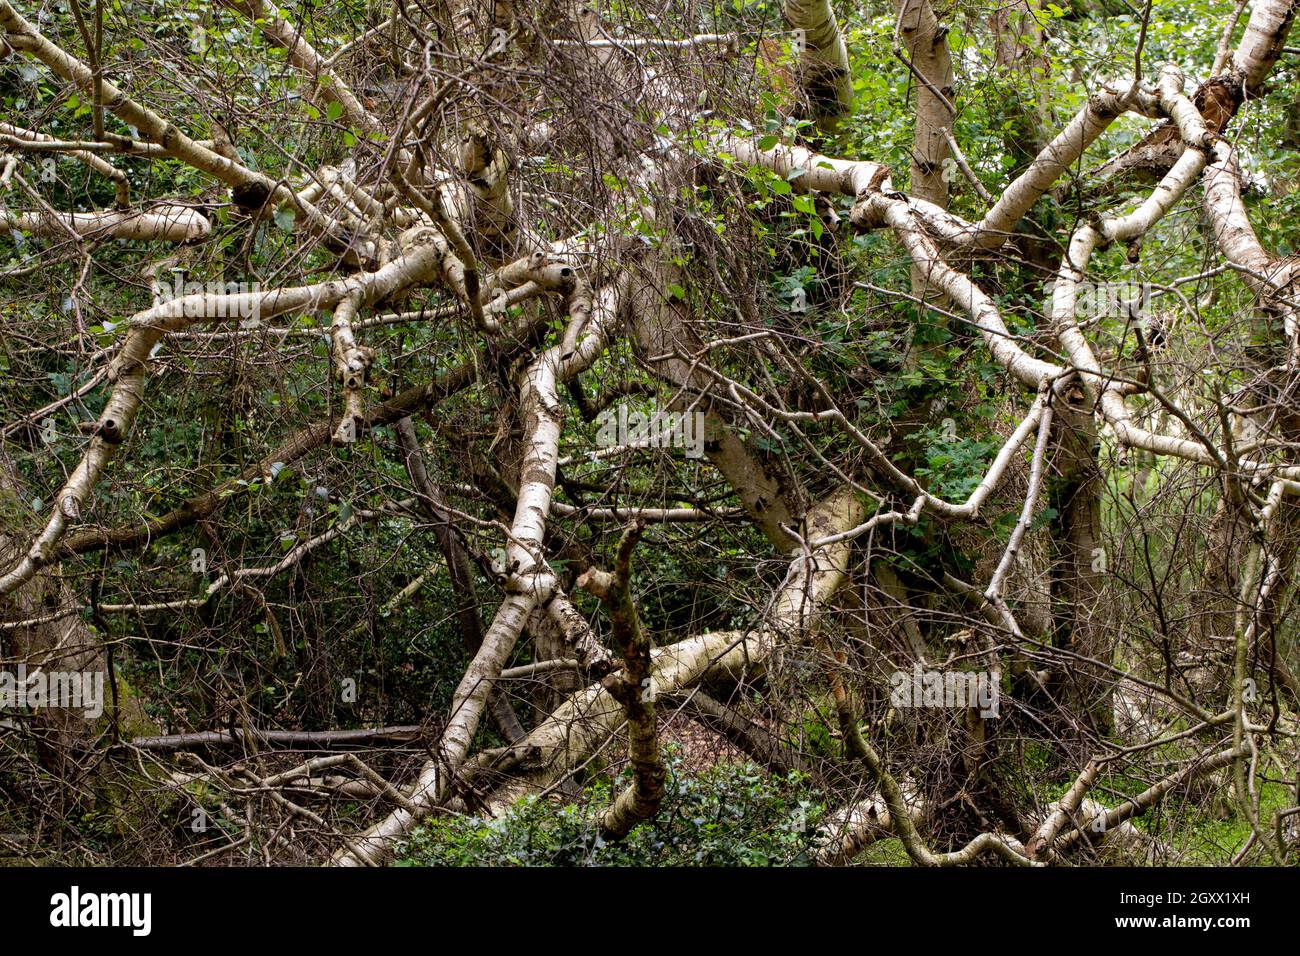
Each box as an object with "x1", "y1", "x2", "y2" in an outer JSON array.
[{"x1": 2, "y1": 0, "x2": 1299, "y2": 867}]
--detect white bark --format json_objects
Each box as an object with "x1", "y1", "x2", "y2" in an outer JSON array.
[
  {"x1": 1203, "y1": 140, "x2": 1299, "y2": 359},
  {"x1": 784, "y1": 0, "x2": 853, "y2": 122},
  {"x1": 1232, "y1": 0, "x2": 1299, "y2": 92},
  {"x1": 0, "y1": 205, "x2": 209, "y2": 242},
  {"x1": 333, "y1": 279, "x2": 628, "y2": 865},
  {"x1": 480, "y1": 486, "x2": 865, "y2": 810},
  {"x1": 0, "y1": 229, "x2": 448, "y2": 598}
]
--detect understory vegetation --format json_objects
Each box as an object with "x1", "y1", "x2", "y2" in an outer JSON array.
[{"x1": 2, "y1": 0, "x2": 1299, "y2": 868}]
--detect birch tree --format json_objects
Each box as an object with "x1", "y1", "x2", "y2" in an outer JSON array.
[{"x1": 1, "y1": 0, "x2": 1299, "y2": 867}]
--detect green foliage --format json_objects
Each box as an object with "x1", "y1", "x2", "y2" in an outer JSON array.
[
  {"x1": 910, "y1": 425, "x2": 1000, "y2": 502},
  {"x1": 397, "y1": 752, "x2": 825, "y2": 867},
  {"x1": 3, "y1": 0, "x2": 1298, "y2": 868}
]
